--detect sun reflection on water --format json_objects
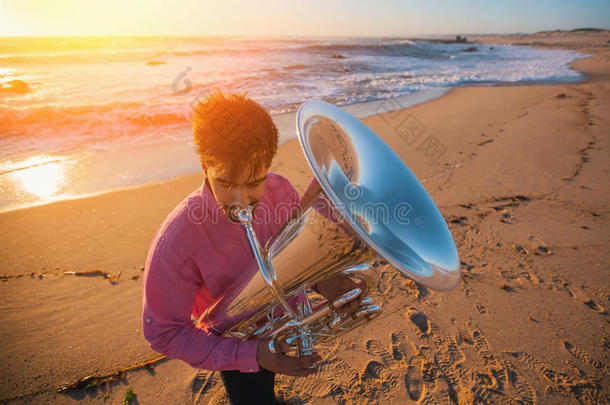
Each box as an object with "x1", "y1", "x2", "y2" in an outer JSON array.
[{"x1": 6, "y1": 155, "x2": 67, "y2": 198}]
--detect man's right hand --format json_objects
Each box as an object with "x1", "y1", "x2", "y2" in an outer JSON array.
[{"x1": 256, "y1": 338, "x2": 321, "y2": 377}]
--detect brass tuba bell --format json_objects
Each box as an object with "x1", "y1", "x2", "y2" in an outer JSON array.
[{"x1": 201, "y1": 100, "x2": 461, "y2": 356}]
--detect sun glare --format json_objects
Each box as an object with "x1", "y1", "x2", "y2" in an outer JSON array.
[{"x1": 7, "y1": 156, "x2": 66, "y2": 198}]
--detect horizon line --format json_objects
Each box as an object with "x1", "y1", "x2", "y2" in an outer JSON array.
[{"x1": 0, "y1": 27, "x2": 608, "y2": 39}]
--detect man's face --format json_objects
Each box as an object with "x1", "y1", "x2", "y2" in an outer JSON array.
[{"x1": 205, "y1": 163, "x2": 269, "y2": 223}]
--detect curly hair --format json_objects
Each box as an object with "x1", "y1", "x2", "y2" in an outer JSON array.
[{"x1": 192, "y1": 89, "x2": 279, "y2": 182}]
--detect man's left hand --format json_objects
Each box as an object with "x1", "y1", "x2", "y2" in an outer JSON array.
[{"x1": 313, "y1": 275, "x2": 361, "y2": 315}]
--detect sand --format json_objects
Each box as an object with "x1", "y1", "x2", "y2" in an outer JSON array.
[{"x1": 1, "y1": 31, "x2": 608, "y2": 404}]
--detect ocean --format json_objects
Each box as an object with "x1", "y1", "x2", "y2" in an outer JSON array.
[{"x1": 0, "y1": 36, "x2": 586, "y2": 212}]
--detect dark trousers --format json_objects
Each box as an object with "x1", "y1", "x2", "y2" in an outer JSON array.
[{"x1": 220, "y1": 368, "x2": 278, "y2": 405}]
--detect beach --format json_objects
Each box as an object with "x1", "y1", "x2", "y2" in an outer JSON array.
[{"x1": 1, "y1": 30, "x2": 609, "y2": 404}]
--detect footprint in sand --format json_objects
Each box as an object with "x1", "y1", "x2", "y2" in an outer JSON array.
[
  {"x1": 388, "y1": 331, "x2": 425, "y2": 401},
  {"x1": 462, "y1": 286, "x2": 489, "y2": 314},
  {"x1": 356, "y1": 357, "x2": 398, "y2": 401},
  {"x1": 501, "y1": 270, "x2": 520, "y2": 280},
  {"x1": 566, "y1": 284, "x2": 608, "y2": 314},
  {"x1": 419, "y1": 376, "x2": 453, "y2": 405},
  {"x1": 582, "y1": 285, "x2": 610, "y2": 302},
  {"x1": 376, "y1": 266, "x2": 425, "y2": 299},
  {"x1": 364, "y1": 331, "x2": 437, "y2": 402},
  {"x1": 527, "y1": 235, "x2": 553, "y2": 256},
  {"x1": 520, "y1": 271, "x2": 543, "y2": 285},
  {"x1": 391, "y1": 331, "x2": 409, "y2": 362},
  {"x1": 433, "y1": 377, "x2": 452, "y2": 403},
  {"x1": 362, "y1": 360, "x2": 386, "y2": 381},
  {"x1": 406, "y1": 308, "x2": 431, "y2": 336},
  {"x1": 461, "y1": 328, "x2": 542, "y2": 404},
  {"x1": 409, "y1": 316, "x2": 471, "y2": 404},
  {"x1": 501, "y1": 269, "x2": 544, "y2": 287},
  {"x1": 365, "y1": 338, "x2": 394, "y2": 367},
  {"x1": 505, "y1": 350, "x2": 605, "y2": 403},
  {"x1": 405, "y1": 359, "x2": 424, "y2": 401},
  {"x1": 276, "y1": 356, "x2": 358, "y2": 402},
  {"x1": 504, "y1": 360, "x2": 536, "y2": 405},
  {"x1": 562, "y1": 340, "x2": 609, "y2": 373}
]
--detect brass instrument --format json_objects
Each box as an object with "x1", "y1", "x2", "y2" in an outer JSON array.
[{"x1": 202, "y1": 100, "x2": 461, "y2": 356}]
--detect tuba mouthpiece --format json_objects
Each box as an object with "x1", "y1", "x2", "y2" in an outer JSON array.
[{"x1": 235, "y1": 206, "x2": 252, "y2": 224}]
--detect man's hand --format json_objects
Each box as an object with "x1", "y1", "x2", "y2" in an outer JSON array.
[
  {"x1": 314, "y1": 275, "x2": 361, "y2": 315},
  {"x1": 257, "y1": 339, "x2": 321, "y2": 377}
]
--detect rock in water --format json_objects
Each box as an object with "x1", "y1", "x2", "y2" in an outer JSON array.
[{"x1": 0, "y1": 79, "x2": 30, "y2": 94}]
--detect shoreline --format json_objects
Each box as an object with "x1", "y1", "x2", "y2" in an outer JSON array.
[
  {"x1": 1, "y1": 30, "x2": 608, "y2": 404},
  {"x1": 0, "y1": 56, "x2": 590, "y2": 216},
  {"x1": 0, "y1": 87, "x2": 451, "y2": 214},
  {"x1": 0, "y1": 35, "x2": 594, "y2": 214}
]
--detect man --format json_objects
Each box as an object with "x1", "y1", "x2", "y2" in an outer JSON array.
[{"x1": 142, "y1": 90, "x2": 358, "y2": 404}]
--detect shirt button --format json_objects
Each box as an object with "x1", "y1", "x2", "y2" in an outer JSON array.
[
  {"x1": 249, "y1": 368, "x2": 253, "y2": 372},
  {"x1": 146, "y1": 318, "x2": 151, "y2": 324}
]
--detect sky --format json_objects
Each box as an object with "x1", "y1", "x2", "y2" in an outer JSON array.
[{"x1": 0, "y1": 0, "x2": 608, "y2": 37}]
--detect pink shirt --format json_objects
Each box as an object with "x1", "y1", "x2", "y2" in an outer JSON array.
[{"x1": 142, "y1": 172, "x2": 299, "y2": 372}]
